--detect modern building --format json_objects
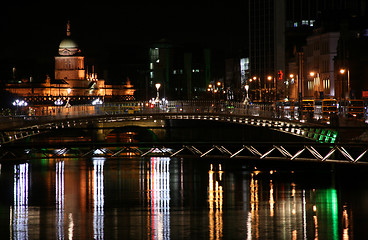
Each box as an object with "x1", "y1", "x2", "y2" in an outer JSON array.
[
  {"x1": 335, "y1": 19, "x2": 368, "y2": 99},
  {"x1": 248, "y1": 0, "x2": 368, "y2": 101},
  {"x1": 247, "y1": 0, "x2": 285, "y2": 101},
  {"x1": 5, "y1": 21, "x2": 135, "y2": 105},
  {"x1": 148, "y1": 39, "x2": 214, "y2": 100}
]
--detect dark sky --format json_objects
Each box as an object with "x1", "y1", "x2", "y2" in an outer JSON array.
[{"x1": 1, "y1": 1, "x2": 248, "y2": 81}]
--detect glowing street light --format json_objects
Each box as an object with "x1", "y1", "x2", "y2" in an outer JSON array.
[
  {"x1": 339, "y1": 68, "x2": 350, "y2": 99},
  {"x1": 12, "y1": 99, "x2": 28, "y2": 107},
  {"x1": 92, "y1": 98, "x2": 103, "y2": 105},
  {"x1": 54, "y1": 98, "x2": 64, "y2": 106},
  {"x1": 244, "y1": 84, "x2": 250, "y2": 104},
  {"x1": 155, "y1": 83, "x2": 161, "y2": 102}
]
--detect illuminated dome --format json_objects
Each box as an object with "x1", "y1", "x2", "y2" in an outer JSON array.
[
  {"x1": 58, "y1": 37, "x2": 79, "y2": 55},
  {"x1": 58, "y1": 21, "x2": 80, "y2": 56}
]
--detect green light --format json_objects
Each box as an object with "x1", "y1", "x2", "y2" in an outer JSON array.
[{"x1": 315, "y1": 189, "x2": 339, "y2": 239}]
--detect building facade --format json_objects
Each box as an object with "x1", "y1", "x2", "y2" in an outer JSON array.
[
  {"x1": 148, "y1": 40, "x2": 213, "y2": 100},
  {"x1": 303, "y1": 31, "x2": 340, "y2": 99},
  {"x1": 5, "y1": 21, "x2": 135, "y2": 105}
]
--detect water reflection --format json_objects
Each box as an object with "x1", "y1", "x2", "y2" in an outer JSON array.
[
  {"x1": 11, "y1": 163, "x2": 29, "y2": 240},
  {"x1": 208, "y1": 164, "x2": 223, "y2": 240},
  {"x1": 93, "y1": 157, "x2": 105, "y2": 240},
  {"x1": 56, "y1": 161, "x2": 64, "y2": 240},
  {"x1": 3, "y1": 157, "x2": 364, "y2": 239},
  {"x1": 149, "y1": 157, "x2": 170, "y2": 240}
]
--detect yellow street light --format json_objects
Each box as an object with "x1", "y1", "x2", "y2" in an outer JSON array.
[
  {"x1": 340, "y1": 69, "x2": 346, "y2": 74},
  {"x1": 267, "y1": 76, "x2": 272, "y2": 81},
  {"x1": 310, "y1": 72, "x2": 315, "y2": 77},
  {"x1": 289, "y1": 74, "x2": 294, "y2": 78}
]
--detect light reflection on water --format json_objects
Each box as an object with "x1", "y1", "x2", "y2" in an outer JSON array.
[{"x1": 2, "y1": 157, "x2": 361, "y2": 239}]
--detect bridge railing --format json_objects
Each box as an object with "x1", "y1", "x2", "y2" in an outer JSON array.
[{"x1": 94, "y1": 101, "x2": 276, "y2": 119}]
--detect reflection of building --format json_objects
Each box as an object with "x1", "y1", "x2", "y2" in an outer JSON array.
[{"x1": 5, "y1": 21, "x2": 135, "y2": 105}]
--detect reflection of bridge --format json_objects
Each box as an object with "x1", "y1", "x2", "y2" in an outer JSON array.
[{"x1": 1, "y1": 101, "x2": 367, "y2": 163}]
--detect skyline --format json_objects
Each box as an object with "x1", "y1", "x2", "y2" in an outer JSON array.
[{"x1": 1, "y1": 1, "x2": 248, "y2": 82}]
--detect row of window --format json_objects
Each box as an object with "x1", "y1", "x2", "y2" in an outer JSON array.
[{"x1": 307, "y1": 79, "x2": 330, "y2": 90}]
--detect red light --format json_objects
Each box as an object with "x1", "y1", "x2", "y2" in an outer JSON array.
[{"x1": 278, "y1": 70, "x2": 283, "y2": 80}]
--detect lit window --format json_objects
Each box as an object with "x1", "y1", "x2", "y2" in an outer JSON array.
[
  {"x1": 308, "y1": 81, "x2": 314, "y2": 90},
  {"x1": 323, "y1": 79, "x2": 330, "y2": 89},
  {"x1": 294, "y1": 22, "x2": 298, "y2": 27}
]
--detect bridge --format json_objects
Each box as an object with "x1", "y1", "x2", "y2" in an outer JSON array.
[{"x1": 0, "y1": 101, "x2": 367, "y2": 163}]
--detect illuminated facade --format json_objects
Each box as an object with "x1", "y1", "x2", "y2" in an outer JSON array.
[
  {"x1": 303, "y1": 31, "x2": 339, "y2": 99},
  {"x1": 5, "y1": 21, "x2": 135, "y2": 105}
]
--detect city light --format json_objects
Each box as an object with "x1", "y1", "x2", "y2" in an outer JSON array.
[
  {"x1": 12, "y1": 99, "x2": 28, "y2": 107},
  {"x1": 54, "y1": 98, "x2": 64, "y2": 106},
  {"x1": 92, "y1": 98, "x2": 103, "y2": 105},
  {"x1": 340, "y1": 69, "x2": 346, "y2": 74},
  {"x1": 310, "y1": 72, "x2": 315, "y2": 77},
  {"x1": 155, "y1": 83, "x2": 161, "y2": 102},
  {"x1": 267, "y1": 76, "x2": 272, "y2": 81}
]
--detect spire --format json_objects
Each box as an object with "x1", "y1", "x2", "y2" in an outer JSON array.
[{"x1": 67, "y1": 20, "x2": 71, "y2": 37}]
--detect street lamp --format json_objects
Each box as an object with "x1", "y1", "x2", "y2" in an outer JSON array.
[
  {"x1": 267, "y1": 76, "x2": 273, "y2": 101},
  {"x1": 340, "y1": 68, "x2": 350, "y2": 99},
  {"x1": 244, "y1": 84, "x2": 250, "y2": 104},
  {"x1": 309, "y1": 71, "x2": 321, "y2": 97},
  {"x1": 155, "y1": 83, "x2": 161, "y2": 102}
]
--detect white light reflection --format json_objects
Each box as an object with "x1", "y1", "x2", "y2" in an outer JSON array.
[
  {"x1": 93, "y1": 157, "x2": 105, "y2": 240},
  {"x1": 11, "y1": 163, "x2": 29, "y2": 240},
  {"x1": 56, "y1": 161, "x2": 65, "y2": 240},
  {"x1": 150, "y1": 157, "x2": 171, "y2": 240}
]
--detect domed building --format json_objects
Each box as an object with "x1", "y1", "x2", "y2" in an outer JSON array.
[
  {"x1": 54, "y1": 21, "x2": 87, "y2": 92},
  {"x1": 5, "y1": 21, "x2": 135, "y2": 106}
]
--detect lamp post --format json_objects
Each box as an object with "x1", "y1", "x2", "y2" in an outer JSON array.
[
  {"x1": 155, "y1": 83, "x2": 161, "y2": 102},
  {"x1": 244, "y1": 84, "x2": 249, "y2": 104},
  {"x1": 309, "y1": 71, "x2": 320, "y2": 98},
  {"x1": 340, "y1": 69, "x2": 350, "y2": 99},
  {"x1": 267, "y1": 76, "x2": 273, "y2": 102}
]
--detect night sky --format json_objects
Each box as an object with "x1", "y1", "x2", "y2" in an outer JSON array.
[{"x1": 1, "y1": 1, "x2": 248, "y2": 82}]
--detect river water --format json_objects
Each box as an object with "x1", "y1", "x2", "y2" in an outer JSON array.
[
  {"x1": 1, "y1": 155, "x2": 368, "y2": 239},
  {"x1": 1, "y1": 120, "x2": 368, "y2": 239}
]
